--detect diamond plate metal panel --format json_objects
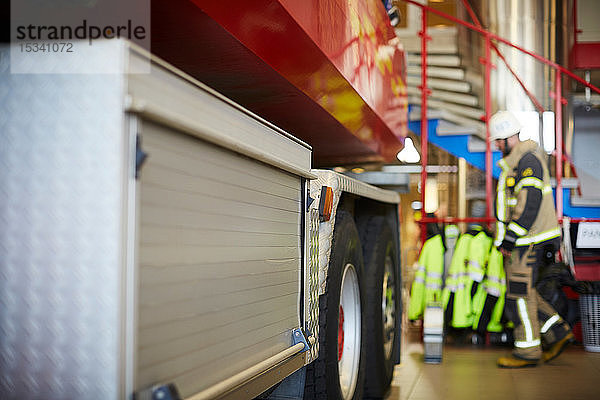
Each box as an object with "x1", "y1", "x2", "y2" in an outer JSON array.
[
  {"x1": 0, "y1": 45, "x2": 129, "y2": 399},
  {"x1": 310, "y1": 175, "x2": 340, "y2": 296},
  {"x1": 304, "y1": 208, "x2": 320, "y2": 362},
  {"x1": 310, "y1": 170, "x2": 400, "y2": 295}
]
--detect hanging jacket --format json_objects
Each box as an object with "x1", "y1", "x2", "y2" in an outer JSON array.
[
  {"x1": 472, "y1": 247, "x2": 507, "y2": 333},
  {"x1": 466, "y1": 229, "x2": 493, "y2": 297},
  {"x1": 495, "y1": 140, "x2": 561, "y2": 251},
  {"x1": 408, "y1": 229, "x2": 445, "y2": 320},
  {"x1": 460, "y1": 229, "x2": 493, "y2": 325},
  {"x1": 442, "y1": 227, "x2": 480, "y2": 328},
  {"x1": 443, "y1": 224, "x2": 460, "y2": 283}
]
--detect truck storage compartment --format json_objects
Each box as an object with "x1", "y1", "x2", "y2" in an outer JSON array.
[
  {"x1": 0, "y1": 41, "x2": 315, "y2": 399},
  {"x1": 136, "y1": 119, "x2": 303, "y2": 396}
]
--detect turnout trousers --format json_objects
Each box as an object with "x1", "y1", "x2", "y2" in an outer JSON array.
[{"x1": 504, "y1": 243, "x2": 571, "y2": 360}]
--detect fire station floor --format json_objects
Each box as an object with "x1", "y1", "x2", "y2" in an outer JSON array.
[{"x1": 386, "y1": 325, "x2": 600, "y2": 400}]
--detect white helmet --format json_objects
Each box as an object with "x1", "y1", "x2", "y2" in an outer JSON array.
[{"x1": 489, "y1": 111, "x2": 521, "y2": 140}]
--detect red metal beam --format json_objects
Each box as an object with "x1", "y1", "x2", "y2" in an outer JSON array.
[
  {"x1": 556, "y1": 70, "x2": 564, "y2": 220},
  {"x1": 420, "y1": 8, "x2": 429, "y2": 245},
  {"x1": 461, "y1": 0, "x2": 480, "y2": 28},
  {"x1": 494, "y1": 45, "x2": 545, "y2": 113},
  {"x1": 484, "y1": 33, "x2": 493, "y2": 225},
  {"x1": 401, "y1": 0, "x2": 600, "y2": 95},
  {"x1": 570, "y1": 218, "x2": 600, "y2": 223}
]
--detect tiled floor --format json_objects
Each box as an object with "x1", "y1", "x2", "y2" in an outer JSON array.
[{"x1": 387, "y1": 334, "x2": 600, "y2": 400}]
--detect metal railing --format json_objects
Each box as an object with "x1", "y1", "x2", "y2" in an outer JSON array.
[{"x1": 400, "y1": 0, "x2": 600, "y2": 244}]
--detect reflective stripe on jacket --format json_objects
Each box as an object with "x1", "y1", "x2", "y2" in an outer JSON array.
[
  {"x1": 495, "y1": 140, "x2": 560, "y2": 248},
  {"x1": 467, "y1": 230, "x2": 493, "y2": 283}
]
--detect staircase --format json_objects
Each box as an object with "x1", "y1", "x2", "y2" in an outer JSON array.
[
  {"x1": 398, "y1": 27, "x2": 485, "y2": 135},
  {"x1": 396, "y1": 26, "x2": 600, "y2": 219}
]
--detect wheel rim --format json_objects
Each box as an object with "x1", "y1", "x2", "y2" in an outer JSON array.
[
  {"x1": 382, "y1": 253, "x2": 396, "y2": 360},
  {"x1": 338, "y1": 263, "x2": 361, "y2": 400}
]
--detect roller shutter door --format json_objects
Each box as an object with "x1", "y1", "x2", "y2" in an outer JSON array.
[{"x1": 136, "y1": 119, "x2": 302, "y2": 396}]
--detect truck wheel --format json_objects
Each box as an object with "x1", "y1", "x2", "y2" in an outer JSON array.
[
  {"x1": 359, "y1": 216, "x2": 399, "y2": 398},
  {"x1": 304, "y1": 211, "x2": 366, "y2": 400}
]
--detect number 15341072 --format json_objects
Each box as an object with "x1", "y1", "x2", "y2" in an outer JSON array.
[{"x1": 20, "y1": 42, "x2": 74, "y2": 53}]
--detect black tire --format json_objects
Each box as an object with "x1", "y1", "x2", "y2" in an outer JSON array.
[
  {"x1": 304, "y1": 211, "x2": 366, "y2": 400},
  {"x1": 358, "y1": 216, "x2": 399, "y2": 399}
]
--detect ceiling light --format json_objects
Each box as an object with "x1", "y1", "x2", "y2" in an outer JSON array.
[{"x1": 397, "y1": 138, "x2": 420, "y2": 163}]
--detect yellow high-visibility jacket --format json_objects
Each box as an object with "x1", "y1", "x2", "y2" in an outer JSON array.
[
  {"x1": 442, "y1": 228, "x2": 479, "y2": 327},
  {"x1": 408, "y1": 233, "x2": 445, "y2": 320},
  {"x1": 472, "y1": 247, "x2": 507, "y2": 333}
]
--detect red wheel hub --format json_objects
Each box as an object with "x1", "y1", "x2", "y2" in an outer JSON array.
[{"x1": 338, "y1": 305, "x2": 345, "y2": 361}]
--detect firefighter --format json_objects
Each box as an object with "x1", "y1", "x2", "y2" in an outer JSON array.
[
  {"x1": 490, "y1": 111, "x2": 573, "y2": 368},
  {"x1": 408, "y1": 220, "x2": 445, "y2": 320}
]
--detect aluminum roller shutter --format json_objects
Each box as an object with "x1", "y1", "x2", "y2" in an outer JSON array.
[{"x1": 136, "y1": 119, "x2": 303, "y2": 397}]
